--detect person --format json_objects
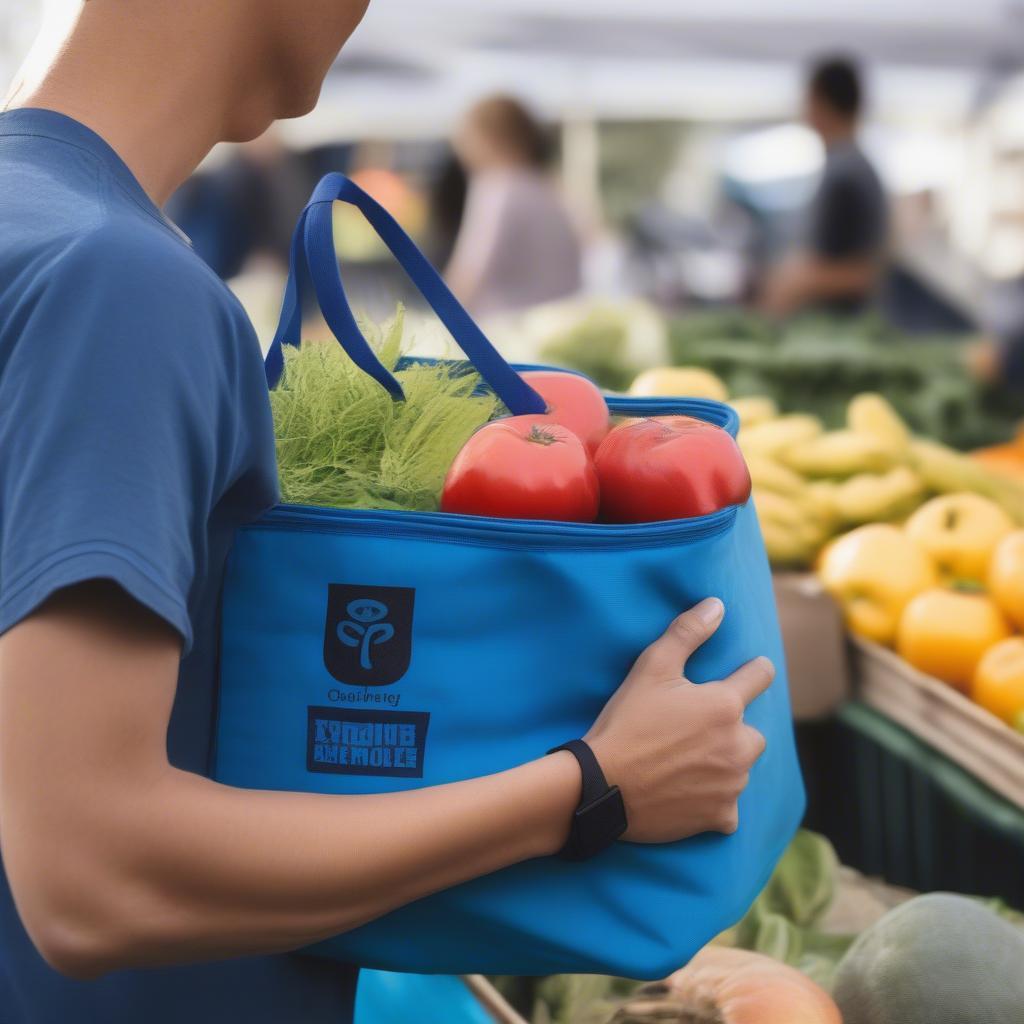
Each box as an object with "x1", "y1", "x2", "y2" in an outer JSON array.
[
  {"x1": 166, "y1": 129, "x2": 311, "y2": 281},
  {"x1": 0, "y1": 4, "x2": 772, "y2": 1022},
  {"x1": 761, "y1": 55, "x2": 888, "y2": 317},
  {"x1": 445, "y1": 95, "x2": 583, "y2": 317}
]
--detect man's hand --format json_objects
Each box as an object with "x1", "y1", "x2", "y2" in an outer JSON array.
[
  {"x1": 0, "y1": 582, "x2": 582, "y2": 978},
  {"x1": 0, "y1": 584, "x2": 772, "y2": 979},
  {"x1": 760, "y1": 252, "x2": 878, "y2": 318},
  {"x1": 585, "y1": 597, "x2": 772, "y2": 843}
]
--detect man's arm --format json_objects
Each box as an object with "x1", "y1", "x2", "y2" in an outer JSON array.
[
  {"x1": 0, "y1": 584, "x2": 769, "y2": 980},
  {"x1": 760, "y1": 252, "x2": 878, "y2": 317}
]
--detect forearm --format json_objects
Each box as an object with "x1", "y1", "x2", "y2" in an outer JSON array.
[
  {"x1": 803, "y1": 255, "x2": 877, "y2": 299},
  {"x1": 762, "y1": 252, "x2": 878, "y2": 315},
  {"x1": 11, "y1": 751, "x2": 579, "y2": 975}
]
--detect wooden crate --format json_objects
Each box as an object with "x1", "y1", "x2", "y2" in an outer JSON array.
[
  {"x1": 852, "y1": 636, "x2": 1024, "y2": 810},
  {"x1": 773, "y1": 573, "x2": 851, "y2": 721}
]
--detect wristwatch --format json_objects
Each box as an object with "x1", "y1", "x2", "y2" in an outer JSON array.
[{"x1": 548, "y1": 739, "x2": 628, "y2": 861}]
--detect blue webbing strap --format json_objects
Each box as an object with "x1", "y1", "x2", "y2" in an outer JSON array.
[
  {"x1": 265, "y1": 172, "x2": 546, "y2": 416},
  {"x1": 264, "y1": 205, "x2": 308, "y2": 389}
]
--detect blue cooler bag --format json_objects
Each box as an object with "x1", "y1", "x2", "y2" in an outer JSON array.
[{"x1": 214, "y1": 174, "x2": 805, "y2": 979}]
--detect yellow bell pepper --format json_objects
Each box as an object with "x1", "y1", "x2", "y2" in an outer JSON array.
[
  {"x1": 897, "y1": 589, "x2": 1013, "y2": 691},
  {"x1": 818, "y1": 524, "x2": 937, "y2": 646},
  {"x1": 988, "y1": 530, "x2": 1024, "y2": 631},
  {"x1": 904, "y1": 493, "x2": 1015, "y2": 584},
  {"x1": 629, "y1": 366, "x2": 728, "y2": 402},
  {"x1": 971, "y1": 637, "x2": 1024, "y2": 725}
]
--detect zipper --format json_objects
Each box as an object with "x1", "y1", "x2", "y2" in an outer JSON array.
[
  {"x1": 252, "y1": 391, "x2": 742, "y2": 550},
  {"x1": 255, "y1": 502, "x2": 739, "y2": 551}
]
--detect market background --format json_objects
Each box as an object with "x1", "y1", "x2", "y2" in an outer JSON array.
[{"x1": 3, "y1": 3, "x2": 1024, "y2": 1023}]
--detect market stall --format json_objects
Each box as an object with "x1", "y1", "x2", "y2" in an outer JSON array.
[{"x1": 9, "y1": 3, "x2": 1024, "y2": 1023}]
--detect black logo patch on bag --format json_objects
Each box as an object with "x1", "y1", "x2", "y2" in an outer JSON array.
[
  {"x1": 307, "y1": 707, "x2": 429, "y2": 778},
  {"x1": 323, "y1": 584, "x2": 415, "y2": 687}
]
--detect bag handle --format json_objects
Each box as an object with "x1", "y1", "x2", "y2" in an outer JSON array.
[{"x1": 265, "y1": 172, "x2": 546, "y2": 416}]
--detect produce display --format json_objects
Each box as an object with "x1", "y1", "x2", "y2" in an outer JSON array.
[
  {"x1": 734, "y1": 392, "x2": 1024, "y2": 571},
  {"x1": 669, "y1": 313, "x2": 1022, "y2": 452},
  {"x1": 519, "y1": 300, "x2": 1021, "y2": 451},
  {"x1": 492, "y1": 831, "x2": 1024, "y2": 1024},
  {"x1": 820, "y1": 514, "x2": 1024, "y2": 726}
]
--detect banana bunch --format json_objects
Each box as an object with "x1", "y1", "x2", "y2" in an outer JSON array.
[
  {"x1": 754, "y1": 489, "x2": 831, "y2": 569},
  {"x1": 909, "y1": 438, "x2": 1024, "y2": 525},
  {"x1": 739, "y1": 390, "x2": 1024, "y2": 569}
]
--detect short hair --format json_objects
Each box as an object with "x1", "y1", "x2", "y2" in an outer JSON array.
[
  {"x1": 808, "y1": 56, "x2": 863, "y2": 119},
  {"x1": 465, "y1": 95, "x2": 552, "y2": 168}
]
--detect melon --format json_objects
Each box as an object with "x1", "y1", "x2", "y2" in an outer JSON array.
[{"x1": 833, "y1": 893, "x2": 1024, "y2": 1024}]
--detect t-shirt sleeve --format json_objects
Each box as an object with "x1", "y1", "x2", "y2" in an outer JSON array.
[
  {"x1": 0, "y1": 225, "x2": 257, "y2": 652},
  {"x1": 810, "y1": 169, "x2": 885, "y2": 261}
]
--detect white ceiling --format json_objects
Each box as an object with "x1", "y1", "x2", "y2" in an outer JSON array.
[
  {"x1": 343, "y1": 0, "x2": 1024, "y2": 70},
  {"x1": 5, "y1": 1, "x2": 1024, "y2": 141},
  {"x1": 301, "y1": 0, "x2": 1024, "y2": 141}
]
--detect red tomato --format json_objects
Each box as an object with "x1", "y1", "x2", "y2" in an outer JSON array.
[
  {"x1": 442, "y1": 418, "x2": 599, "y2": 522},
  {"x1": 520, "y1": 370, "x2": 610, "y2": 456},
  {"x1": 594, "y1": 416, "x2": 751, "y2": 522}
]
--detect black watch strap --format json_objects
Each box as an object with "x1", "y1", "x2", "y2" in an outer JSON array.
[{"x1": 548, "y1": 740, "x2": 628, "y2": 861}]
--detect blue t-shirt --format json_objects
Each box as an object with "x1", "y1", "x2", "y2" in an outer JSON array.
[{"x1": 0, "y1": 109, "x2": 357, "y2": 1022}]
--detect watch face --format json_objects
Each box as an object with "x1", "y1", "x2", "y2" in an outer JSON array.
[{"x1": 574, "y1": 786, "x2": 628, "y2": 859}]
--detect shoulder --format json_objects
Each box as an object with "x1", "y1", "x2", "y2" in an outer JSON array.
[
  {"x1": 13, "y1": 212, "x2": 260, "y2": 378},
  {"x1": 825, "y1": 146, "x2": 882, "y2": 192},
  {"x1": 61, "y1": 215, "x2": 245, "y2": 320}
]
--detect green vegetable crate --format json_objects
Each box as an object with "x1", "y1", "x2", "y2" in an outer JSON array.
[{"x1": 798, "y1": 703, "x2": 1024, "y2": 910}]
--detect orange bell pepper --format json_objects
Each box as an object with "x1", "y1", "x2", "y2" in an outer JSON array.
[
  {"x1": 989, "y1": 531, "x2": 1024, "y2": 631},
  {"x1": 971, "y1": 637, "x2": 1024, "y2": 725},
  {"x1": 896, "y1": 588, "x2": 1013, "y2": 690}
]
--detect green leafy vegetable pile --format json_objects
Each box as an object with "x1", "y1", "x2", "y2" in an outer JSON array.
[
  {"x1": 668, "y1": 311, "x2": 1020, "y2": 451},
  {"x1": 534, "y1": 302, "x2": 1020, "y2": 451},
  {"x1": 271, "y1": 309, "x2": 502, "y2": 511}
]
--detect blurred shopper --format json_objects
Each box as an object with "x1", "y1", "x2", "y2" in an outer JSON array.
[
  {"x1": 761, "y1": 56, "x2": 888, "y2": 317},
  {"x1": 167, "y1": 130, "x2": 310, "y2": 280},
  {"x1": 427, "y1": 150, "x2": 469, "y2": 268},
  {"x1": 446, "y1": 95, "x2": 582, "y2": 317},
  {"x1": 971, "y1": 280, "x2": 1024, "y2": 395}
]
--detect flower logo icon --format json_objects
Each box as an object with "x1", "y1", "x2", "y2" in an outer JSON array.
[
  {"x1": 337, "y1": 598, "x2": 395, "y2": 671},
  {"x1": 324, "y1": 584, "x2": 414, "y2": 686}
]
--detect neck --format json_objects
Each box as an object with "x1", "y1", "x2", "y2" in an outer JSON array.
[
  {"x1": 821, "y1": 122, "x2": 857, "y2": 150},
  {"x1": 5, "y1": 3, "x2": 270, "y2": 206}
]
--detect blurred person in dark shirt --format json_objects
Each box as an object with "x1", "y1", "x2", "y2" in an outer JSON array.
[
  {"x1": 445, "y1": 95, "x2": 582, "y2": 318},
  {"x1": 168, "y1": 130, "x2": 310, "y2": 280},
  {"x1": 762, "y1": 55, "x2": 888, "y2": 317},
  {"x1": 970, "y1": 284, "x2": 1024, "y2": 396}
]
